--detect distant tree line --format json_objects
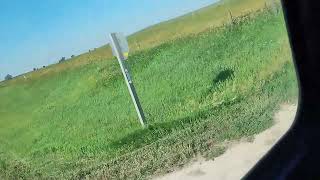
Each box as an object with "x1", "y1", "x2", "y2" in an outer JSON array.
[
  {"x1": 59, "y1": 57, "x2": 66, "y2": 63},
  {"x1": 4, "y1": 74, "x2": 13, "y2": 81},
  {"x1": 58, "y1": 54, "x2": 76, "y2": 64},
  {"x1": 4, "y1": 53, "x2": 82, "y2": 80},
  {"x1": 37, "y1": 49, "x2": 97, "y2": 66},
  {"x1": 31, "y1": 51, "x2": 93, "y2": 72}
]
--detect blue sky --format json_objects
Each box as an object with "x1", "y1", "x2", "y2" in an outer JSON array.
[{"x1": 0, "y1": 0, "x2": 218, "y2": 79}]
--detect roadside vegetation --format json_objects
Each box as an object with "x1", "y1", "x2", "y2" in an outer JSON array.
[{"x1": 0, "y1": 1, "x2": 297, "y2": 179}]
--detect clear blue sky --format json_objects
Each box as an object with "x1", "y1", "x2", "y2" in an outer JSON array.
[{"x1": 0, "y1": 0, "x2": 218, "y2": 79}]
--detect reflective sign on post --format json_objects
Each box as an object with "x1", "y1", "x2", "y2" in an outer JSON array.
[
  {"x1": 110, "y1": 33, "x2": 129, "y2": 60},
  {"x1": 109, "y1": 33, "x2": 147, "y2": 128}
]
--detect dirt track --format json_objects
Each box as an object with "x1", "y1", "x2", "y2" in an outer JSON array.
[{"x1": 154, "y1": 104, "x2": 297, "y2": 180}]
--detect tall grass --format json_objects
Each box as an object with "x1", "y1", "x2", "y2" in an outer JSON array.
[{"x1": 0, "y1": 8, "x2": 297, "y2": 179}]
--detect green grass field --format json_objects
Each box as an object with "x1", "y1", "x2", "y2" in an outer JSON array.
[
  {"x1": 0, "y1": 1, "x2": 298, "y2": 179},
  {"x1": 3, "y1": 0, "x2": 269, "y2": 84}
]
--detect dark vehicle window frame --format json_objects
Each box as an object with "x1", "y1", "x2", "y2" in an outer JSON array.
[{"x1": 244, "y1": 0, "x2": 320, "y2": 179}]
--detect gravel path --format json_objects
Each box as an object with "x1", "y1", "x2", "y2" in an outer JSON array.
[{"x1": 154, "y1": 104, "x2": 297, "y2": 180}]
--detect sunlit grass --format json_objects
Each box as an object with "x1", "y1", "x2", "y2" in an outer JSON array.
[
  {"x1": 0, "y1": 4, "x2": 297, "y2": 180},
  {"x1": 0, "y1": 0, "x2": 272, "y2": 86}
]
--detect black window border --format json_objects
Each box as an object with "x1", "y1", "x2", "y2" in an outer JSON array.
[{"x1": 244, "y1": 1, "x2": 320, "y2": 179}]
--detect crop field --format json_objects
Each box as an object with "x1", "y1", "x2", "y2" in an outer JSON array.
[{"x1": 0, "y1": 1, "x2": 298, "y2": 180}]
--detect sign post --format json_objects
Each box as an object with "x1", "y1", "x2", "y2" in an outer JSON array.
[{"x1": 109, "y1": 33, "x2": 147, "y2": 128}]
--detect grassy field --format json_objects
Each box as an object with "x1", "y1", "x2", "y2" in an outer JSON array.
[
  {"x1": 4, "y1": 0, "x2": 271, "y2": 85},
  {"x1": 0, "y1": 1, "x2": 298, "y2": 179}
]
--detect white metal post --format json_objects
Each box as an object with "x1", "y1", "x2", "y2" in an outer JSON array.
[{"x1": 109, "y1": 33, "x2": 147, "y2": 128}]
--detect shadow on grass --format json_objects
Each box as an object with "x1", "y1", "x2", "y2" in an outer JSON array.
[
  {"x1": 213, "y1": 69, "x2": 234, "y2": 84},
  {"x1": 202, "y1": 68, "x2": 235, "y2": 99},
  {"x1": 109, "y1": 97, "x2": 240, "y2": 151},
  {"x1": 108, "y1": 70, "x2": 236, "y2": 151},
  {"x1": 109, "y1": 107, "x2": 213, "y2": 151}
]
